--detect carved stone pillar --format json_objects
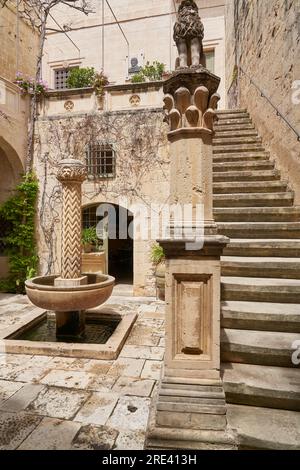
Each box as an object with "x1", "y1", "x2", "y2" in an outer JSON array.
[
  {"x1": 146, "y1": 68, "x2": 237, "y2": 450},
  {"x1": 55, "y1": 159, "x2": 87, "y2": 338}
]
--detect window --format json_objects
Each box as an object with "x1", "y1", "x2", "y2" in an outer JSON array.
[
  {"x1": 54, "y1": 67, "x2": 76, "y2": 90},
  {"x1": 82, "y1": 205, "x2": 99, "y2": 229},
  {"x1": 204, "y1": 50, "x2": 215, "y2": 74},
  {"x1": 86, "y1": 143, "x2": 116, "y2": 179}
]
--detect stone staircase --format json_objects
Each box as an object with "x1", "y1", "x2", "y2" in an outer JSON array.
[{"x1": 213, "y1": 109, "x2": 300, "y2": 450}]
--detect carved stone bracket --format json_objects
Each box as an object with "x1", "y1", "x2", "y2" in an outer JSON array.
[{"x1": 164, "y1": 84, "x2": 220, "y2": 132}]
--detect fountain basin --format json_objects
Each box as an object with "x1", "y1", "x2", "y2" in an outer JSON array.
[{"x1": 25, "y1": 273, "x2": 115, "y2": 312}]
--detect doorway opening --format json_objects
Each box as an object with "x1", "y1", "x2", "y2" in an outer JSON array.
[{"x1": 82, "y1": 203, "x2": 133, "y2": 285}]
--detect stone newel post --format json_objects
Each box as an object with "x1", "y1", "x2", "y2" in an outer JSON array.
[
  {"x1": 146, "y1": 1, "x2": 236, "y2": 450},
  {"x1": 55, "y1": 159, "x2": 88, "y2": 338}
]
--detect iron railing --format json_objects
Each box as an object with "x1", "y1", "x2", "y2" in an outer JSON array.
[{"x1": 239, "y1": 66, "x2": 300, "y2": 142}]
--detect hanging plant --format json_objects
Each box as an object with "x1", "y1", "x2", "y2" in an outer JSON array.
[{"x1": 15, "y1": 72, "x2": 49, "y2": 95}]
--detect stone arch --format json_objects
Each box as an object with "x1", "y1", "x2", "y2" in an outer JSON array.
[
  {"x1": 0, "y1": 137, "x2": 24, "y2": 278},
  {"x1": 0, "y1": 137, "x2": 24, "y2": 204}
]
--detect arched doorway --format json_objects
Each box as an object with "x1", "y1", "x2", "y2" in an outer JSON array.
[
  {"x1": 0, "y1": 140, "x2": 23, "y2": 278},
  {"x1": 0, "y1": 146, "x2": 22, "y2": 204},
  {"x1": 82, "y1": 203, "x2": 134, "y2": 285}
]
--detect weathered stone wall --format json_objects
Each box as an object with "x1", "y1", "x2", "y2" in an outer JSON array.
[
  {"x1": 0, "y1": 0, "x2": 39, "y2": 82},
  {"x1": 225, "y1": 0, "x2": 300, "y2": 202},
  {"x1": 34, "y1": 109, "x2": 170, "y2": 296},
  {"x1": 0, "y1": 1, "x2": 39, "y2": 277}
]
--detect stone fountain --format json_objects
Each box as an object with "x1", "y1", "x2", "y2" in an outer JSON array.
[{"x1": 25, "y1": 158, "x2": 115, "y2": 340}]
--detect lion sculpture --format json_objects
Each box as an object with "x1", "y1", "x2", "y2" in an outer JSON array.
[{"x1": 174, "y1": 0, "x2": 206, "y2": 68}]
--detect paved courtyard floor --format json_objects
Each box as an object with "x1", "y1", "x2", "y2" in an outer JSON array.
[{"x1": 0, "y1": 292, "x2": 165, "y2": 450}]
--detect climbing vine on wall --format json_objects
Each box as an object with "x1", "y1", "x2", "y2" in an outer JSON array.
[
  {"x1": 0, "y1": 173, "x2": 39, "y2": 294},
  {"x1": 35, "y1": 110, "x2": 169, "y2": 275}
]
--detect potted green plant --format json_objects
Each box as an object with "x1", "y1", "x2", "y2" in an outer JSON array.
[
  {"x1": 66, "y1": 67, "x2": 96, "y2": 89},
  {"x1": 131, "y1": 61, "x2": 165, "y2": 83},
  {"x1": 150, "y1": 243, "x2": 165, "y2": 301},
  {"x1": 82, "y1": 227, "x2": 99, "y2": 253}
]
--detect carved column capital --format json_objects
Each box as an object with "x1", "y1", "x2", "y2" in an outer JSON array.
[
  {"x1": 57, "y1": 159, "x2": 87, "y2": 184},
  {"x1": 163, "y1": 69, "x2": 220, "y2": 134}
]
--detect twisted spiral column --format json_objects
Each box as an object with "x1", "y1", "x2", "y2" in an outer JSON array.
[{"x1": 57, "y1": 159, "x2": 87, "y2": 280}]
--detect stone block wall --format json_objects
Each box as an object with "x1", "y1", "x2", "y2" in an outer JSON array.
[
  {"x1": 225, "y1": 0, "x2": 300, "y2": 202},
  {"x1": 0, "y1": 1, "x2": 39, "y2": 82}
]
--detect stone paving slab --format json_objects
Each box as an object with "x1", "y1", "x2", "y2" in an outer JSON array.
[
  {"x1": 0, "y1": 380, "x2": 23, "y2": 403},
  {"x1": 88, "y1": 374, "x2": 117, "y2": 393},
  {"x1": 27, "y1": 386, "x2": 90, "y2": 420},
  {"x1": 46, "y1": 357, "x2": 91, "y2": 371},
  {"x1": 115, "y1": 430, "x2": 146, "y2": 450},
  {"x1": 107, "y1": 396, "x2": 151, "y2": 432},
  {"x1": 0, "y1": 384, "x2": 45, "y2": 412},
  {"x1": 126, "y1": 325, "x2": 161, "y2": 347},
  {"x1": 0, "y1": 411, "x2": 42, "y2": 450},
  {"x1": 40, "y1": 370, "x2": 95, "y2": 390},
  {"x1": 0, "y1": 355, "x2": 53, "y2": 383},
  {"x1": 71, "y1": 424, "x2": 119, "y2": 450},
  {"x1": 10, "y1": 367, "x2": 50, "y2": 383},
  {"x1": 107, "y1": 357, "x2": 145, "y2": 378},
  {"x1": 74, "y1": 392, "x2": 119, "y2": 426},
  {"x1": 0, "y1": 353, "x2": 33, "y2": 364},
  {"x1": 120, "y1": 345, "x2": 164, "y2": 361},
  {"x1": 112, "y1": 377, "x2": 155, "y2": 397},
  {"x1": 141, "y1": 360, "x2": 163, "y2": 381},
  {"x1": 18, "y1": 417, "x2": 82, "y2": 450}
]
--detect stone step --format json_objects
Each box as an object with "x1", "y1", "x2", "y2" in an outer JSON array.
[
  {"x1": 214, "y1": 124, "x2": 255, "y2": 133},
  {"x1": 160, "y1": 389, "x2": 226, "y2": 400},
  {"x1": 213, "y1": 161, "x2": 274, "y2": 172},
  {"x1": 213, "y1": 152, "x2": 269, "y2": 163},
  {"x1": 221, "y1": 276, "x2": 300, "y2": 303},
  {"x1": 222, "y1": 363, "x2": 300, "y2": 411},
  {"x1": 221, "y1": 300, "x2": 300, "y2": 332},
  {"x1": 214, "y1": 207, "x2": 300, "y2": 222},
  {"x1": 214, "y1": 129, "x2": 258, "y2": 138},
  {"x1": 226, "y1": 404, "x2": 300, "y2": 450},
  {"x1": 223, "y1": 239, "x2": 300, "y2": 257},
  {"x1": 159, "y1": 396, "x2": 226, "y2": 406},
  {"x1": 161, "y1": 383, "x2": 223, "y2": 394},
  {"x1": 157, "y1": 402, "x2": 227, "y2": 415},
  {"x1": 214, "y1": 118, "x2": 253, "y2": 127},
  {"x1": 213, "y1": 181, "x2": 288, "y2": 194},
  {"x1": 217, "y1": 112, "x2": 250, "y2": 120},
  {"x1": 213, "y1": 144, "x2": 264, "y2": 154},
  {"x1": 216, "y1": 109, "x2": 248, "y2": 115},
  {"x1": 222, "y1": 257, "x2": 300, "y2": 279},
  {"x1": 214, "y1": 136, "x2": 262, "y2": 146},
  {"x1": 221, "y1": 328, "x2": 300, "y2": 367},
  {"x1": 214, "y1": 192, "x2": 294, "y2": 208},
  {"x1": 218, "y1": 222, "x2": 300, "y2": 239},
  {"x1": 213, "y1": 170, "x2": 280, "y2": 182}
]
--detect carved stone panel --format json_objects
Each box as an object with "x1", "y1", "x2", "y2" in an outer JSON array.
[{"x1": 174, "y1": 274, "x2": 212, "y2": 361}]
